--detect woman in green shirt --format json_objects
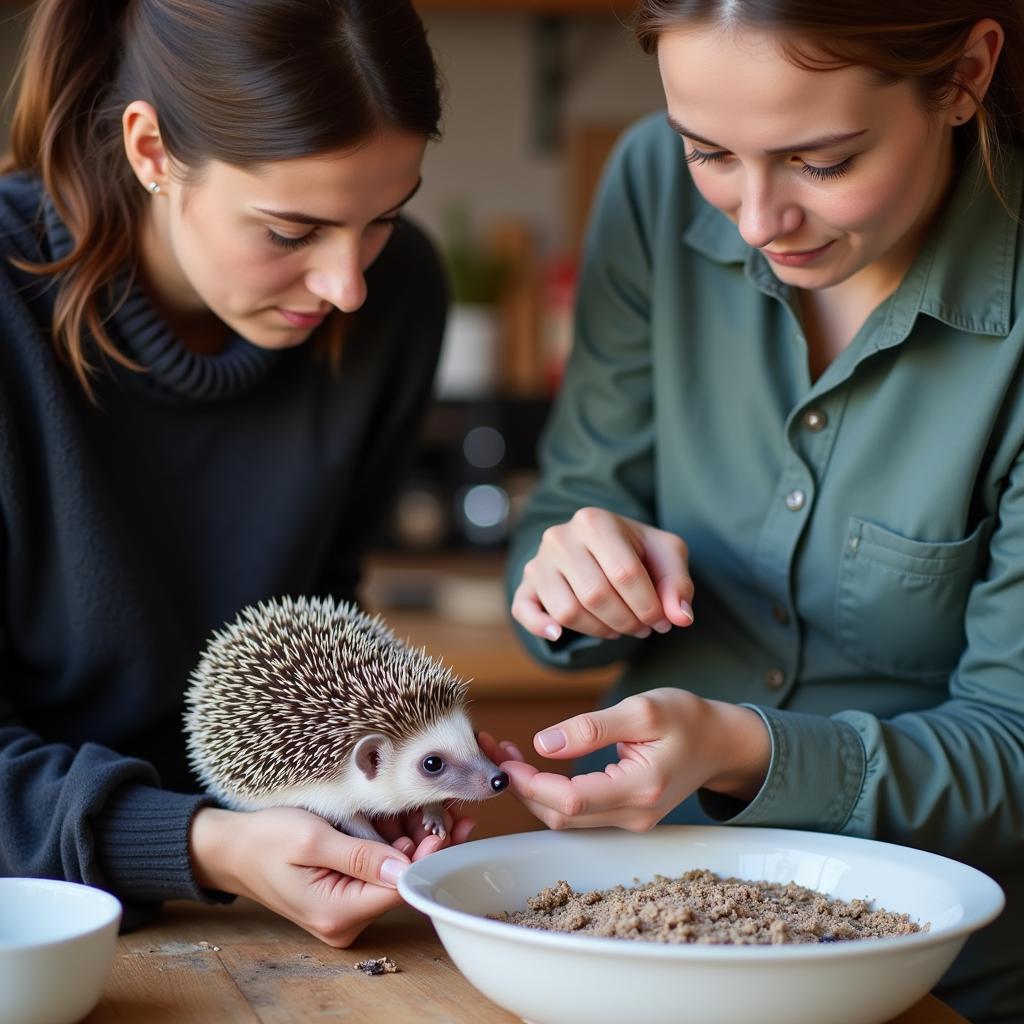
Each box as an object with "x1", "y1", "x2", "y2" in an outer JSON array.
[{"x1": 496, "y1": 2, "x2": 1024, "y2": 1019}]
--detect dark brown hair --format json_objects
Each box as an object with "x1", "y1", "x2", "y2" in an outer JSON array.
[
  {"x1": 632, "y1": 1, "x2": 1024, "y2": 203},
  {"x1": 2, "y1": 0, "x2": 442, "y2": 396}
]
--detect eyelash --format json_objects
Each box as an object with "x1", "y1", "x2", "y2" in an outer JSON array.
[
  {"x1": 684, "y1": 148, "x2": 854, "y2": 181},
  {"x1": 264, "y1": 215, "x2": 402, "y2": 251}
]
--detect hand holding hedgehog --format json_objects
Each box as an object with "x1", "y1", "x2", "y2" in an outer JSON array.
[{"x1": 184, "y1": 596, "x2": 509, "y2": 842}]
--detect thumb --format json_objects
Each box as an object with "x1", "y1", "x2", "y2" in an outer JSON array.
[
  {"x1": 641, "y1": 527, "x2": 694, "y2": 627},
  {"x1": 325, "y1": 832, "x2": 411, "y2": 890},
  {"x1": 534, "y1": 699, "x2": 663, "y2": 760}
]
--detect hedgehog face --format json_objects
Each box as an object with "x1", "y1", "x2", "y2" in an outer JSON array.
[{"x1": 350, "y1": 710, "x2": 507, "y2": 816}]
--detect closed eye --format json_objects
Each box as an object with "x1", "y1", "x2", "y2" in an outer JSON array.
[
  {"x1": 266, "y1": 227, "x2": 317, "y2": 250},
  {"x1": 684, "y1": 147, "x2": 729, "y2": 168},
  {"x1": 685, "y1": 147, "x2": 854, "y2": 181}
]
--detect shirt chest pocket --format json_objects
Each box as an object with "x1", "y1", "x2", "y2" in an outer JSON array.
[{"x1": 835, "y1": 515, "x2": 994, "y2": 680}]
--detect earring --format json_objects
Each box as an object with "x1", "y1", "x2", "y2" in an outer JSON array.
[{"x1": 146, "y1": 181, "x2": 161, "y2": 194}]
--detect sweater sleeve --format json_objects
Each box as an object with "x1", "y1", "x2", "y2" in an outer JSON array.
[{"x1": 0, "y1": 698, "x2": 224, "y2": 930}]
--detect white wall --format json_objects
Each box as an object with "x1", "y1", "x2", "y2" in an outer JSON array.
[
  {"x1": 411, "y1": 12, "x2": 664, "y2": 253},
  {"x1": 0, "y1": 7, "x2": 666, "y2": 255}
]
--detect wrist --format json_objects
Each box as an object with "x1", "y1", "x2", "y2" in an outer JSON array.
[
  {"x1": 701, "y1": 701, "x2": 771, "y2": 802},
  {"x1": 189, "y1": 806, "x2": 244, "y2": 895}
]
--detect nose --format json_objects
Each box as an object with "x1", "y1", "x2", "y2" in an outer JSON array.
[
  {"x1": 306, "y1": 259, "x2": 367, "y2": 314},
  {"x1": 737, "y1": 178, "x2": 803, "y2": 250},
  {"x1": 490, "y1": 770, "x2": 509, "y2": 793}
]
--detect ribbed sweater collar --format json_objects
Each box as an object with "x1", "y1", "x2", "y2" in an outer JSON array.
[{"x1": 42, "y1": 192, "x2": 282, "y2": 402}]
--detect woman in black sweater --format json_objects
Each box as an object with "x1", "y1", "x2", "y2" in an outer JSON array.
[{"x1": 0, "y1": 0, "x2": 470, "y2": 945}]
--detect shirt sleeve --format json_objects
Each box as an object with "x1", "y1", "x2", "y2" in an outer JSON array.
[
  {"x1": 505, "y1": 120, "x2": 666, "y2": 671},
  {"x1": 701, "y1": 445, "x2": 1024, "y2": 870}
]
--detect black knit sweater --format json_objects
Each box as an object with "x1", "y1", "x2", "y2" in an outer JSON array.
[{"x1": 0, "y1": 172, "x2": 446, "y2": 928}]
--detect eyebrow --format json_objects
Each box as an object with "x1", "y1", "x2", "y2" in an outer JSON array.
[
  {"x1": 252, "y1": 177, "x2": 423, "y2": 227},
  {"x1": 666, "y1": 114, "x2": 868, "y2": 155}
]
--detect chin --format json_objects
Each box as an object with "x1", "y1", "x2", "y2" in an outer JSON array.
[{"x1": 235, "y1": 322, "x2": 315, "y2": 350}]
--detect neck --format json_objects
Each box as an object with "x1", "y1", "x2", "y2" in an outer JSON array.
[{"x1": 136, "y1": 201, "x2": 229, "y2": 356}]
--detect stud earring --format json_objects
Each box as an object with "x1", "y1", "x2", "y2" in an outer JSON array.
[{"x1": 146, "y1": 181, "x2": 161, "y2": 194}]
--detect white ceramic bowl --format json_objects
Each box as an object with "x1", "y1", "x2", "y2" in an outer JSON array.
[
  {"x1": 399, "y1": 826, "x2": 1004, "y2": 1024},
  {"x1": 0, "y1": 878, "x2": 122, "y2": 1024}
]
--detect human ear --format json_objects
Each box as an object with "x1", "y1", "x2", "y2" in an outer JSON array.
[
  {"x1": 950, "y1": 18, "x2": 1005, "y2": 125},
  {"x1": 122, "y1": 100, "x2": 169, "y2": 194}
]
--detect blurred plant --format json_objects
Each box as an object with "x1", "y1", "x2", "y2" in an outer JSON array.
[{"x1": 441, "y1": 203, "x2": 509, "y2": 306}]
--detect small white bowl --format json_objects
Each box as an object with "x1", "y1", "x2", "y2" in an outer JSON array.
[
  {"x1": 0, "y1": 878, "x2": 122, "y2": 1024},
  {"x1": 400, "y1": 826, "x2": 1005, "y2": 1024}
]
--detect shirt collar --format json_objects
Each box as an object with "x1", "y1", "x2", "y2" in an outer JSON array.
[{"x1": 681, "y1": 144, "x2": 1021, "y2": 340}]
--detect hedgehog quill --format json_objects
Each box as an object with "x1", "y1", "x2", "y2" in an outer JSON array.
[{"x1": 184, "y1": 596, "x2": 509, "y2": 842}]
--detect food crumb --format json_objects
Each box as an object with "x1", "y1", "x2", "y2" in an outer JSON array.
[
  {"x1": 354, "y1": 956, "x2": 399, "y2": 975},
  {"x1": 490, "y1": 869, "x2": 926, "y2": 945}
]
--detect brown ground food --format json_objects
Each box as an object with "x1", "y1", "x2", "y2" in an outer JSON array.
[
  {"x1": 489, "y1": 869, "x2": 927, "y2": 945},
  {"x1": 354, "y1": 956, "x2": 399, "y2": 975}
]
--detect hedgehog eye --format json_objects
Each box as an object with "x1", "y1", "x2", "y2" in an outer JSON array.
[{"x1": 422, "y1": 755, "x2": 445, "y2": 774}]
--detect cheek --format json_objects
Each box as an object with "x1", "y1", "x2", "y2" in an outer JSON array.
[
  {"x1": 816, "y1": 165, "x2": 923, "y2": 235},
  {"x1": 688, "y1": 167, "x2": 739, "y2": 215},
  {"x1": 173, "y1": 209, "x2": 297, "y2": 301}
]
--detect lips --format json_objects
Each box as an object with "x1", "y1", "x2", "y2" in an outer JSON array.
[
  {"x1": 278, "y1": 308, "x2": 327, "y2": 329},
  {"x1": 764, "y1": 241, "x2": 835, "y2": 268}
]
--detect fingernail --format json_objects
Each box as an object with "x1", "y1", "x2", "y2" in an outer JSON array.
[
  {"x1": 636, "y1": 627, "x2": 652, "y2": 639},
  {"x1": 544, "y1": 624, "x2": 562, "y2": 641},
  {"x1": 536, "y1": 728, "x2": 567, "y2": 754},
  {"x1": 508, "y1": 744, "x2": 526, "y2": 761},
  {"x1": 679, "y1": 601, "x2": 694, "y2": 623},
  {"x1": 380, "y1": 858, "x2": 407, "y2": 887},
  {"x1": 654, "y1": 619, "x2": 672, "y2": 634},
  {"x1": 394, "y1": 837, "x2": 415, "y2": 856}
]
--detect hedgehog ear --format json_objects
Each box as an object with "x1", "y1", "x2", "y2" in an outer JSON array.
[{"x1": 353, "y1": 733, "x2": 390, "y2": 781}]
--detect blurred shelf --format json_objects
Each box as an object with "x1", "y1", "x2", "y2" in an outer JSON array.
[{"x1": 362, "y1": 549, "x2": 620, "y2": 699}]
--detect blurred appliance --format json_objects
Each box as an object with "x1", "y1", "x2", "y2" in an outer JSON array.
[{"x1": 382, "y1": 397, "x2": 551, "y2": 552}]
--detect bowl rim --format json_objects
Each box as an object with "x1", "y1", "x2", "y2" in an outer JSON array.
[
  {"x1": 0, "y1": 878, "x2": 123, "y2": 951},
  {"x1": 399, "y1": 825, "x2": 1006, "y2": 963}
]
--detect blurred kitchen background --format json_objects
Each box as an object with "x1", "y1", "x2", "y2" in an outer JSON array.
[{"x1": 0, "y1": 0, "x2": 663, "y2": 834}]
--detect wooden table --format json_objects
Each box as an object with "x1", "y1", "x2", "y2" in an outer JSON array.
[{"x1": 85, "y1": 899, "x2": 970, "y2": 1023}]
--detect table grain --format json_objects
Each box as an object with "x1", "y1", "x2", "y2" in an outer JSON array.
[{"x1": 84, "y1": 898, "x2": 969, "y2": 1024}]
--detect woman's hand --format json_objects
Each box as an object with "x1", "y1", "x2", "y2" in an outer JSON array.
[
  {"x1": 188, "y1": 805, "x2": 475, "y2": 947},
  {"x1": 481, "y1": 690, "x2": 770, "y2": 831},
  {"x1": 511, "y1": 508, "x2": 695, "y2": 641}
]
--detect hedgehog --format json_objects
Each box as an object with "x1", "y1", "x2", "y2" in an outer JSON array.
[{"x1": 183, "y1": 595, "x2": 508, "y2": 842}]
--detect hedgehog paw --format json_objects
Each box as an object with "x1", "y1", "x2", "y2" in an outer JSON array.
[{"x1": 422, "y1": 805, "x2": 447, "y2": 840}]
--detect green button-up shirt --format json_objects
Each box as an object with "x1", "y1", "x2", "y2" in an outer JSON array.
[{"x1": 507, "y1": 114, "x2": 1024, "y2": 1021}]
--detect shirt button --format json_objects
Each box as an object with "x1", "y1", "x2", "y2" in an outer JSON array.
[
  {"x1": 772, "y1": 605, "x2": 790, "y2": 626},
  {"x1": 765, "y1": 668, "x2": 785, "y2": 689},
  {"x1": 785, "y1": 489, "x2": 806, "y2": 511},
  {"x1": 803, "y1": 409, "x2": 827, "y2": 432}
]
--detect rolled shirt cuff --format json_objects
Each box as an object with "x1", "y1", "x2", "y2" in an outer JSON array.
[{"x1": 699, "y1": 705, "x2": 866, "y2": 832}]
